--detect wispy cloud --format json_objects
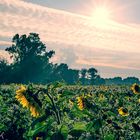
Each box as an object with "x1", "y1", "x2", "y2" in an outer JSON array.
[{"x1": 0, "y1": 0, "x2": 140, "y2": 77}]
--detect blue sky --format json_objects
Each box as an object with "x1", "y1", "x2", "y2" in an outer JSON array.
[{"x1": 0, "y1": 0, "x2": 140, "y2": 78}]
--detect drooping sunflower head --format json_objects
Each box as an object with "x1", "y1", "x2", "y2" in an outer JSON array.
[
  {"x1": 29, "y1": 105, "x2": 40, "y2": 117},
  {"x1": 118, "y1": 107, "x2": 129, "y2": 116},
  {"x1": 15, "y1": 85, "x2": 29, "y2": 108},
  {"x1": 15, "y1": 85, "x2": 42, "y2": 117},
  {"x1": 77, "y1": 96, "x2": 85, "y2": 110},
  {"x1": 131, "y1": 83, "x2": 140, "y2": 94}
]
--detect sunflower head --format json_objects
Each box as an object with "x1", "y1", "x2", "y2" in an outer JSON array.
[
  {"x1": 15, "y1": 85, "x2": 29, "y2": 108},
  {"x1": 118, "y1": 107, "x2": 129, "y2": 116},
  {"x1": 77, "y1": 96, "x2": 85, "y2": 110},
  {"x1": 15, "y1": 85, "x2": 41, "y2": 117},
  {"x1": 99, "y1": 94, "x2": 105, "y2": 101},
  {"x1": 131, "y1": 83, "x2": 140, "y2": 94}
]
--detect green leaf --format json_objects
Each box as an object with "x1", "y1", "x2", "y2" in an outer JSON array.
[
  {"x1": 104, "y1": 134, "x2": 115, "y2": 140},
  {"x1": 107, "y1": 111, "x2": 116, "y2": 117},
  {"x1": 93, "y1": 118, "x2": 103, "y2": 130},
  {"x1": 44, "y1": 95, "x2": 51, "y2": 103},
  {"x1": 71, "y1": 104, "x2": 87, "y2": 118},
  {"x1": 60, "y1": 125, "x2": 68, "y2": 140},
  {"x1": 0, "y1": 124, "x2": 7, "y2": 131},
  {"x1": 86, "y1": 122, "x2": 94, "y2": 132},
  {"x1": 69, "y1": 122, "x2": 86, "y2": 137},
  {"x1": 28, "y1": 117, "x2": 54, "y2": 138},
  {"x1": 28, "y1": 121, "x2": 47, "y2": 137},
  {"x1": 60, "y1": 90, "x2": 75, "y2": 97},
  {"x1": 31, "y1": 115, "x2": 48, "y2": 129},
  {"x1": 73, "y1": 122, "x2": 87, "y2": 131},
  {"x1": 0, "y1": 95, "x2": 3, "y2": 101}
]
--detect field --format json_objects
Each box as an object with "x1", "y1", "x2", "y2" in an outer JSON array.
[{"x1": 0, "y1": 83, "x2": 140, "y2": 140}]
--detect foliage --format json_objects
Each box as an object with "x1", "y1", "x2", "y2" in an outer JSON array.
[
  {"x1": 0, "y1": 83, "x2": 140, "y2": 140},
  {"x1": 0, "y1": 33, "x2": 139, "y2": 85},
  {"x1": 4, "y1": 33, "x2": 55, "y2": 83},
  {"x1": 0, "y1": 85, "x2": 33, "y2": 140}
]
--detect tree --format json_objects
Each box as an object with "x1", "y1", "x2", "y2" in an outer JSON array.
[
  {"x1": 80, "y1": 69, "x2": 87, "y2": 85},
  {"x1": 123, "y1": 77, "x2": 139, "y2": 85},
  {"x1": 51, "y1": 63, "x2": 69, "y2": 82},
  {"x1": 105, "y1": 77, "x2": 123, "y2": 85},
  {"x1": 66, "y1": 69, "x2": 79, "y2": 84},
  {"x1": 0, "y1": 59, "x2": 11, "y2": 83},
  {"x1": 5, "y1": 33, "x2": 55, "y2": 83},
  {"x1": 51, "y1": 63, "x2": 79, "y2": 84},
  {"x1": 88, "y1": 67, "x2": 98, "y2": 85},
  {"x1": 94, "y1": 75, "x2": 105, "y2": 85}
]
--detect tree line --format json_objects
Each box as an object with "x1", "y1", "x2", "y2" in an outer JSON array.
[{"x1": 0, "y1": 33, "x2": 139, "y2": 85}]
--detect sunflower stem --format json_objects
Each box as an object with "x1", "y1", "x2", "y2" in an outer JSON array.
[{"x1": 44, "y1": 88, "x2": 61, "y2": 125}]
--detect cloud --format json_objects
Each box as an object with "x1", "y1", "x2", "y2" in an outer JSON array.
[
  {"x1": 0, "y1": 0, "x2": 140, "y2": 78},
  {"x1": 0, "y1": 50, "x2": 11, "y2": 62}
]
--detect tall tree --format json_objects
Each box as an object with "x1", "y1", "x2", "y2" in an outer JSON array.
[
  {"x1": 88, "y1": 67, "x2": 98, "y2": 85},
  {"x1": 80, "y1": 69, "x2": 87, "y2": 85},
  {"x1": 5, "y1": 33, "x2": 55, "y2": 83}
]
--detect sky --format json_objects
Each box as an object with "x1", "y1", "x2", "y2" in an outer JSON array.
[{"x1": 0, "y1": 0, "x2": 140, "y2": 78}]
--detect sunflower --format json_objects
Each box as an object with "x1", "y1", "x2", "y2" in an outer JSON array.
[
  {"x1": 77, "y1": 96, "x2": 84, "y2": 110},
  {"x1": 29, "y1": 105, "x2": 40, "y2": 117},
  {"x1": 99, "y1": 94, "x2": 105, "y2": 101},
  {"x1": 15, "y1": 85, "x2": 41, "y2": 117},
  {"x1": 131, "y1": 83, "x2": 140, "y2": 94},
  {"x1": 15, "y1": 85, "x2": 29, "y2": 108},
  {"x1": 118, "y1": 107, "x2": 129, "y2": 116}
]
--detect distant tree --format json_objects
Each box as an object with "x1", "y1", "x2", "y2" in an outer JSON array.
[
  {"x1": 5, "y1": 33, "x2": 55, "y2": 83},
  {"x1": 51, "y1": 63, "x2": 69, "y2": 82},
  {"x1": 80, "y1": 69, "x2": 87, "y2": 85},
  {"x1": 123, "y1": 77, "x2": 139, "y2": 84},
  {"x1": 0, "y1": 59, "x2": 11, "y2": 83},
  {"x1": 94, "y1": 75, "x2": 105, "y2": 85},
  {"x1": 51, "y1": 63, "x2": 79, "y2": 84},
  {"x1": 66, "y1": 69, "x2": 79, "y2": 84},
  {"x1": 88, "y1": 67, "x2": 98, "y2": 85},
  {"x1": 105, "y1": 77, "x2": 123, "y2": 85},
  {"x1": 3, "y1": 32, "x2": 139, "y2": 85},
  {"x1": 113, "y1": 77, "x2": 123, "y2": 84}
]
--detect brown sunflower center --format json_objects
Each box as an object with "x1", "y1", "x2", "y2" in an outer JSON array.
[
  {"x1": 134, "y1": 85, "x2": 140, "y2": 92},
  {"x1": 122, "y1": 108, "x2": 128, "y2": 113}
]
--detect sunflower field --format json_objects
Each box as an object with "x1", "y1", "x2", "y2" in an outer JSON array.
[{"x1": 0, "y1": 83, "x2": 140, "y2": 140}]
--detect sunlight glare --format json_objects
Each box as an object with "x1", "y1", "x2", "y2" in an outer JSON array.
[{"x1": 91, "y1": 6, "x2": 112, "y2": 28}]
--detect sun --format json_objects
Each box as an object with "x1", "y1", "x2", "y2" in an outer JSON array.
[
  {"x1": 91, "y1": 6, "x2": 112, "y2": 27},
  {"x1": 93, "y1": 7, "x2": 110, "y2": 21}
]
